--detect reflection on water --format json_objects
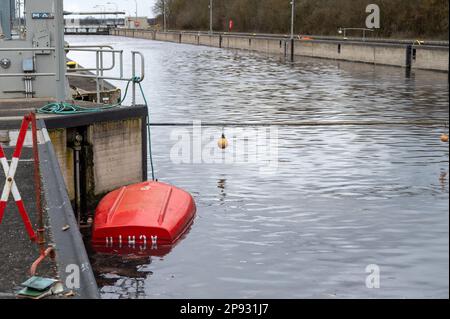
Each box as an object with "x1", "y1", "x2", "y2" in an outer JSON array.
[
  {"x1": 90, "y1": 253, "x2": 151, "y2": 299},
  {"x1": 218, "y1": 178, "x2": 227, "y2": 204},
  {"x1": 68, "y1": 35, "x2": 449, "y2": 299}
]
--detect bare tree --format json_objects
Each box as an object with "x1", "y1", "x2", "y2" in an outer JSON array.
[{"x1": 154, "y1": 0, "x2": 449, "y2": 39}]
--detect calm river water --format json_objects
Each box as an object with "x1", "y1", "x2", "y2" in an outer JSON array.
[{"x1": 67, "y1": 35, "x2": 449, "y2": 299}]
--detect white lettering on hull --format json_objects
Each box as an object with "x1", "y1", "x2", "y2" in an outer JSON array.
[{"x1": 104, "y1": 235, "x2": 159, "y2": 249}]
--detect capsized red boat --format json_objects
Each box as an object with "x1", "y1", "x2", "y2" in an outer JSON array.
[{"x1": 92, "y1": 181, "x2": 196, "y2": 250}]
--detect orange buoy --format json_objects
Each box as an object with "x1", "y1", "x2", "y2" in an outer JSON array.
[
  {"x1": 441, "y1": 134, "x2": 449, "y2": 143},
  {"x1": 218, "y1": 133, "x2": 229, "y2": 149}
]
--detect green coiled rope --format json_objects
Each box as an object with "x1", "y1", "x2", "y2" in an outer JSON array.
[
  {"x1": 36, "y1": 77, "x2": 156, "y2": 181},
  {"x1": 36, "y1": 78, "x2": 135, "y2": 114}
]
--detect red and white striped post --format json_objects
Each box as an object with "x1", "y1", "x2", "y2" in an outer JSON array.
[{"x1": 0, "y1": 116, "x2": 37, "y2": 242}]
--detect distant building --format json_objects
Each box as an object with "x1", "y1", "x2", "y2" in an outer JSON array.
[
  {"x1": 64, "y1": 17, "x2": 125, "y2": 28},
  {"x1": 124, "y1": 16, "x2": 149, "y2": 29},
  {"x1": 147, "y1": 18, "x2": 158, "y2": 26}
]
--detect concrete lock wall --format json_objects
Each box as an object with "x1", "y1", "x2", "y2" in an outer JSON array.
[
  {"x1": 374, "y1": 45, "x2": 406, "y2": 67},
  {"x1": 296, "y1": 41, "x2": 340, "y2": 60},
  {"x1": 198, "y1": 34, "x2": 221, "y2": 47},
  {"x1": 139, "y1": 30, "x2": 154, "y2": 40},
  {"x1": 48, "y1": 128, "x2": 74, "y2": 198},
  {"x1": 48, "y1": 118, "x2": 143, "y2": 201},
  {"x1": 89, "y1": 118, "x2": 143, "y2": 195},
  {"x1": 412, "y1": 46, "x2": 449, "y2": 71},
  {"x1": 110, "y1": 29, "x2": 448, "y2": 72},
  {"x1": 222, "y1": 36, "x2": 250, "y2": 50},
  {"x1": 155, "y1": 32, "x2": 180, "y2": 43},
  {"x1": 181, "y1": 33, "x2": 199, "y2": 45},
  {"x1": 294, "y1": 41, "x2": 407, "y2": 67},
  {"x1": 168, "y1": 33, "x2": 180, "y2": 43},
  {"x1": 154, "y1": 32, "x2": 167, "y2": 41},
  {"x1": 250, "y1": 37, "x2": 286, "y2": 55}
]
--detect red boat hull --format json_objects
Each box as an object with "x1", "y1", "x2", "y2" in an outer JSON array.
[{"x1": 92, "y1": 181, "x2": 196, "y2": 250}]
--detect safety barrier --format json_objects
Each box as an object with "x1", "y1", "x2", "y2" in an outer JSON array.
[
  {"x1": 66, "y1": 47, "x2": 145, "y2": 105},
  {"x1": 0, "y1": 115, "x2": 37, "y2": 241},
  {"x1": 0, "y1": 113, "x2": 55, "y2": 275}
]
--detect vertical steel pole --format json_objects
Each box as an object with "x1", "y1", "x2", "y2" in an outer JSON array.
[
  {"x1": 132, "y1": 52, "x2": 136, "y2": 106},
  {"x1": 120, "y1": 51, "x2": 124, "y2": 78},
  {"x1": 290, "y1": 0, "x2": 296, "y2": 61},
  {"x1": 135, "y1": 0, "x2": 138, "y2": 19},
  {"x1": 17, "y1": 0, "x2": 21, "y2": 33},
  {"x1": 163, "y1": 0, "x2": 167, "y2": 32},
  {"x1": 96, "y1": 51, "x2": 100, "y2": 103},
  {"x1": 100, "y1": 51, "x2": 104, "y2": 92},
  {"x1": 0, "y1": 0, "x2": 12, "y2": 39},
  {"x1": 54, "y1": 0, "x2": 66, "y2": 102},
  {"x1": 209, "y1": 0, "x2": 213, "y2": 34},
  {"x1": 290, "y1": 0, "x2": 295, "y2": 40},
  {"x1": 30, "y1": 113, "x2": 45, "y2": 252},
  {"x1": 71, "y1": 132, "x2": 83, "y2": 227},
  {"x1": 74, "y1": 145, "x2": 81, "y2": 227}
]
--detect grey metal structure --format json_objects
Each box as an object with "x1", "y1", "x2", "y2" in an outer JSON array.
[
  {"x1": 0, "y1": 0, "x2": 68, "y2": 100},
  {"x1": 0, "y1": 0, "x2": 15, "y2": 40},
  {"x1": 0, "y1": 0, "x2": 144, "y2": 104}
]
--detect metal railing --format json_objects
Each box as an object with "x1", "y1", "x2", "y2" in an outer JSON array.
[
  {"x1": 66, "y1": 46, "x2": 145, "y2": 105},
  {"x1": 0, "y1": 45, "x2": 145, "y2": 105},
  {"x1": 128, "y1": 29, "x2": 449, "y2": 47},
  {"x1": 66, "y1": 45, "x2": 117, "y2": 72}
]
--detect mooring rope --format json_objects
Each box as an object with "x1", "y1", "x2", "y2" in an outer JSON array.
[
  {"x1": 35, "y1": 78, "x2": 136, "y2": 114},
  {"x1": 35, "y1": 77, "x2": 157, "y2": 181},
  {"x1": 146, "y1": 120, "x2": 449, "y2": 127},
  {"x1": 136, "y1": 80, "x2": 156, "y2": 181}
]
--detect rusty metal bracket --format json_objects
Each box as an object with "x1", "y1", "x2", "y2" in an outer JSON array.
[
  {"x1": 29, "y1": 112, "x2": 56, "y2": 276},
  {"x1": 30, "y1": 246, "x2": 56, "y2": 276}
]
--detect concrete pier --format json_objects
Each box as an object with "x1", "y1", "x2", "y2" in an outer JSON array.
[
  {"x1": 0, "y1": 99, "x2": 148, "y2": 298},
  {"x1": 44, "y1": 105, "x2": 148, "y2": 208},
  {"x1": 110, "y1": 29, "x2": 449, "y2": 72}
]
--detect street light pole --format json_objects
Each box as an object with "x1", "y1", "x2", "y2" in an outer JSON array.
[
  {"x1": 209, "y1": 0, "x2": 213, "y2": 34},
  {"x1": 133, "y1": 0, "x2": 138, "y2": 19},
  {"x1": 94, "y1": 5, "x2": 106, "y2": 25},
  {"x1": 106, "y1": 2, "x2": 119, "y2": 26},
  {"x1": 162, "y1": 0, "x2": 167, "y2": 32},
  {"x1": 290, "y1": 0, "x2": 295, "y2": 39}
]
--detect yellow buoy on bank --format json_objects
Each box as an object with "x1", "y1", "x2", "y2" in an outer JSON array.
[{"x1": 67, "y1": 61, "x2": 77, "y2": 69}]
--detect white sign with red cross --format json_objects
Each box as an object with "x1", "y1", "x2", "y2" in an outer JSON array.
[{"x1": 0, "y1": 116, "x2": 37, "y2": 241}]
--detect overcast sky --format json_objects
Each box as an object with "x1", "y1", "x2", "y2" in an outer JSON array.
[{"x1": 64, "y1": 0, "x2": 157, "y2": 18}]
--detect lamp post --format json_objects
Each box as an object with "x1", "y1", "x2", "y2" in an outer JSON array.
[
  {"x1": 209, "y1": 0, "x2": 213, "y2": 34},
  {"x1": 106, "y1": 2, "x2": 119, "y2": 26},
  {"x1": 106, "y1": 2, "x2": 118, "y2": 11},
  {"x1": 133, "y1": 0, "x2": 138, "y2": 19},
  {"x1": 94, "y1": 5, "x2": 106, "y2": 22},
  {"x1": 163, "y1": 0, "x2": 167, "y2": 32},
  {"x1": 290, "y1": 0, "x2": 295, "y2": 40},
  {"x1": 288, "y1": 0, "x2": 296, "y2": 61}
]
